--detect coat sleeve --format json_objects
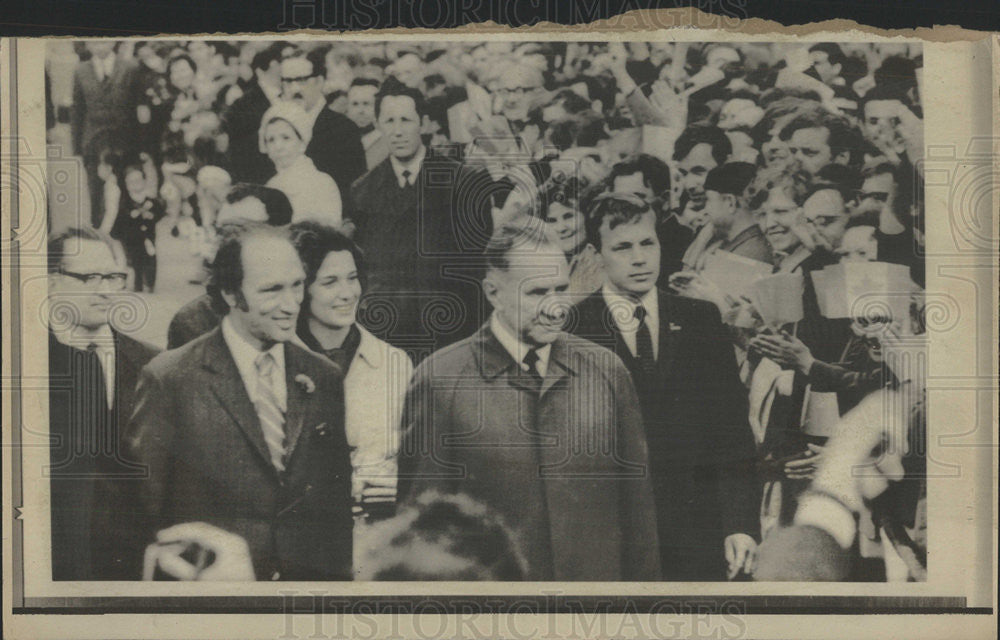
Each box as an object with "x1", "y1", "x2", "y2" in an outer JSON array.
[
  {"x1": 808, "y1": 360, "x2": 884, "y2": 395},
  {"x1": 396, "y1": 359, "x2": 461, "y2": 504},
  {"x1": 611, "y1": 357, "x2": 662, "y2": 580},
  {"x1": 123, "y1": 363, "x2": 176, "y2": 547},
  {"x1": 701, "y1": 303, "x2": 762, "y2": 540}
]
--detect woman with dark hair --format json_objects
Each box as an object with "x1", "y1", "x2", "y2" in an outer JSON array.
[
  {"x1": 290, "y1": 221, "x2": 413, "y2": 529},
  {"x1": 536, "y1": 175, "x2": 606, "y2": 300}
]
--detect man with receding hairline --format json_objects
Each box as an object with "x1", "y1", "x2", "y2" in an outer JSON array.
[
  {"x1": 127, "y1": 223, "x2": 354, "y2": 581},
  {"x1": 398, "y1": 217, "x2": 660, "y2": 581}
]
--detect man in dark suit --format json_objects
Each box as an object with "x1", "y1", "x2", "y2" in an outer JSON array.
[
  {"x1": 567, "y1": 193, "x2": 760, "y2": 581},
  {"x1": 71, "y1": 41, "x2": 139, "y2": 227},
  {"x1": 127, "y1": 223, "x2": 354, "y2": 580},
  {"x1": 350, "y1": 79, "x2": 489, "y2": 359},
  {"x1": 281, "y1": 49, "x2": 366, "y2": 199},
  {"x1": 222, "y1": 45, "x2": 283, "y2": 185},
  {"x1": 47, "y1": 226, "x2": 160, "y2": 579},
  {"x1": 398, "y1": 218, "x2": 660, "y2": 581},
  {"x1": 166, "y1": 184, "x2": 293, "y2": 350}
]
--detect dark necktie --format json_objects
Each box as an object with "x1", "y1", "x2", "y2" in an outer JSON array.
[
  {"x1": 401, "y1": 169, "x2": 412, "y2": 187},
  {"x1": 634, "y1": 305, "x2": 657, "y2": 379},
  {"x1": 522, "y1": 348, "x2": 543, "y2": 390}
]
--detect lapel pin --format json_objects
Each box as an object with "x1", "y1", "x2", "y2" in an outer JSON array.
[
  {"x1": 294, "y1": 373, "x2": 316, "y2": 394},
  {"x1": 669, "y1": 322, "x2": 683, "y2": 331}
]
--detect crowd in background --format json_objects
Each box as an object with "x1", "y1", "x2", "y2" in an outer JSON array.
[{"x1": 45, "y1": 38, "x2": 927, "y2": 583}]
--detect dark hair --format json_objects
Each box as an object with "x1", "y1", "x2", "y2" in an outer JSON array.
[
  {"x1": 98, "y1": 146, "x2": 125, "y2": 174},
  {"x1": 874, "y1": 55, "x2": 918, "y2": 95},
  {"x1": 251, "y1": 46, "x2": 283, "y2": 75},
  {"x1": 845, "y1": 210, "x2": 880, "y2": 230},
  {"x1": 859, "y1": 83, "x2": 912, "y2": 117},
  {"x1": 860, "y1": 160, "x2": 896, "y2": 182},
  {"x1": 779, "y1": 110, "x2": 861, "y2": 167},
  {"x1": 608, "y1": 153, "x2": 672, "y2": 200},
  {"x1": 584, "y1": 192, "x2": 654, "y2": 251},
  {"x1": 374, "y1": 76, "x2": 427, "y2": 120},
  {"x1": 349, "y1": 77, "x2": 381, "y2": 90},
  {"x1": 704, "y1": 161, "x2": 758, "y2": 199},
  {"x1": 550, "y1": 87, "x2": 591, "y2": 115},
  {"x1": 672, "y1": 125, "x2": 732, "y2": 164},
  {"x1": 807, "y1": 163, "x2": 860, "y2": 204},
  {"x1": 212, "y1": 41, "x2": 240, "y2": 63},
  {"x1": 226, "y1": 183, "x2": 294, "y2": 226},
  {"x1": 47, "y1": 226, "x2": 116, "y2": 274},
  {"x1": 208, "y1": 223, "x2": 294, "y2": 315},
  {"x1": 360, "y1": 491, "x2": 527, "y2": 581},
  {"x1": 807, "y1": 43, "x2": 847, "y2": 69},
  {"x1": 290, "y1": 221, "x2": 367, "y2": 294},
  {"x1": 167, "y1": 53, "x2": 197, "y2": 76},
  {"x1": 483, "y1": 216, "x2": 558, "y2": 273}
]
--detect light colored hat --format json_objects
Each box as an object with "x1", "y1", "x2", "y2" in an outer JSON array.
[{"x1": 259, "y1": 100, "x2": 314, "y2": 153}]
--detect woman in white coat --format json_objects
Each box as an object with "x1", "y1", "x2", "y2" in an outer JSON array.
[
  {"x1": 291, "y1": 222, "x2": 413, "y2": 524},
  {"x1": 259, "y1": 101, "x2": 343, "y2": 227}
]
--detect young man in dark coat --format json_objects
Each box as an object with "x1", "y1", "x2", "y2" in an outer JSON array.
[{"x1": 567, "y1": 193, "x2": 761, "y2": 581}]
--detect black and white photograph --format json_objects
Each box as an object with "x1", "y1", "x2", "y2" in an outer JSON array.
[
  {"x1": 34, "y1": 35, "x2": 935, "y2": 584},
  {"x1": 1, "y1": 23, "x2": 996, "y2": 640}
]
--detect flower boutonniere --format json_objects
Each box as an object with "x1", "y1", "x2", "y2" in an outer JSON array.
[{"x1": 294, "y1": 373, "x2": 316, "y2": 394}]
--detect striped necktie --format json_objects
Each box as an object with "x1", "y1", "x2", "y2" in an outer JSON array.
[{"x1": 254, "y1": 351, "x2": 287, "y2": 472}]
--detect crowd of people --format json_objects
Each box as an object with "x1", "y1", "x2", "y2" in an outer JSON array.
[{"x1": 45, "y1": 38, "x2": 927, "y2": 583}]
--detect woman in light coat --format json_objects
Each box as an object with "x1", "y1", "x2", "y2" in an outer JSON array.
[
  {"x1": 290, "y1": 222, "x2": 413, "y2": 523},
  {"x1": 259, "y1": 101, "x2": 343, "y2": 227}
]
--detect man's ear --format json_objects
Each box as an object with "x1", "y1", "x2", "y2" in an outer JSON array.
[
  {"x1": 833, "y1": 149, "x2": 850, "y2": 165},
  {"x1": 482, "y1": 273, "x2": 500, "y2": 307},
  {"x1": 220, "y1": 289, "x2": 238, "y2": 311},
  {"x1": 725, "y1": 193, "x2": 738, "y2": 214}
]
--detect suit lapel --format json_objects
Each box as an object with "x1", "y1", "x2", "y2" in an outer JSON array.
[
  {"x1": 541, "y1": 338, "x2": 573, "y2": 397},
  {"x1": 656, "y1": 289, "x2": 679, "y2": 376},
  {"x1": 282, "y1": 344, "x2": 308, "y2": 461},
  {"x1": 201, "y1": 329, "x2": 274, "y2": 471}
]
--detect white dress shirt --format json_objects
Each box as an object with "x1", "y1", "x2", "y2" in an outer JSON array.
[
  {"x1": 601, "y1": 285, "x2": 660, "y2": 360},
  {"x1": 389, "y1": 145, "x2": 426, "y2": 187},
  {"x1": 221, "y1": 315, "x2": 287, "y2": 412},
  {"x1": 490, "y1": 312, "x2": 550, "y2": 378},
  {"x1": 52, "y1": 323, "x2": 116, "y2": 409}
]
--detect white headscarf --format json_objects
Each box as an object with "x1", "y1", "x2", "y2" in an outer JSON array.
[{"x1": 259, "y1": 100, "x2": 314, "y2": 153}]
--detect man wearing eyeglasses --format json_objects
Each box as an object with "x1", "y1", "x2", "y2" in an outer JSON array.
[
  {"x1": 47, "y1": 226, "x2": 160, "y2": 579},
  {"x1": 280, "y1": 49, "x2": 366, "y2": 203}
]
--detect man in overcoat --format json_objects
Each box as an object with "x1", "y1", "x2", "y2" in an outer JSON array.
[{"x1": 398, "y1": 217, "x2": 660, "y2": 581}]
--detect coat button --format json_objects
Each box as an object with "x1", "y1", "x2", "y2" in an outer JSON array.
[{"x1": 271, "y1": 571, "x2": 281, "y2": 580}]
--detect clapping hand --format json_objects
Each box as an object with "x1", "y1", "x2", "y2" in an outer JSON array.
[{"x1": 749, "y1": 329, "x2": 815, "y2": 375}]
